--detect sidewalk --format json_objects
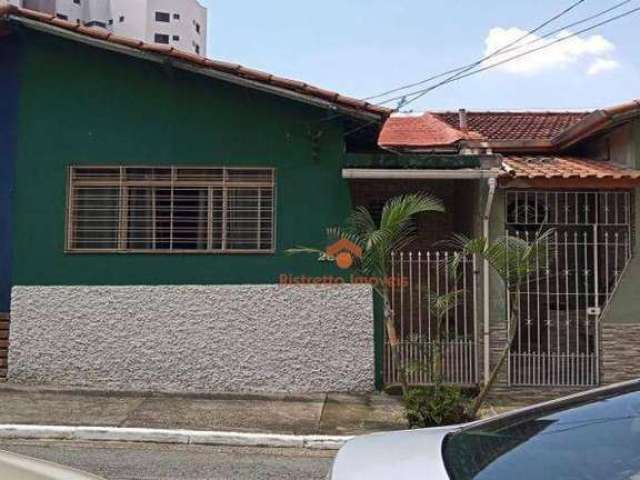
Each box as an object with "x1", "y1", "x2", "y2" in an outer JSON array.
[{"x1": 0, "y1": 384, "x2": 406, "y2": 437}]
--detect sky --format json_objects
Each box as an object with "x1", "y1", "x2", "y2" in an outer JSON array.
[{"x1": 200, "y1": 1, "x2": 639, "y2": 112}]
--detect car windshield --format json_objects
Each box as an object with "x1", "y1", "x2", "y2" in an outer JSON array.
[{"x1": 443, "y1": 382, "x2": 640, "y2": 480}]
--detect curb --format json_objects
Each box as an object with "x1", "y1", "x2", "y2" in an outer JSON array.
[{"x1": 0, "y1": 425, "x2": 353, "y2": 450}]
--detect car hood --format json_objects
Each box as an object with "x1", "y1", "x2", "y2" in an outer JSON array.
[
  {"x1": 0, "y1": 449, "x2": 105, "y2": 480},
  {"x1": 330, "y1": 426, "x2": 456, "y2": 480}
]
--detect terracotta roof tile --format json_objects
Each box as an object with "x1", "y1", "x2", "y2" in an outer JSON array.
[
  {"x1": 500, "y1": 156, "x2": 640, "y2": 187},
  {"x1": 237, "y1": 67, "x2": 273, "y2": 82},
  {"x1": 108, "y1": 34, "x2": 144, "y2": 49},
  {"x1": 0, "y1": 4, "x2": 390, "y2": 118},
  {"x1": 170, "y1": 48, "x2": 206, "y2": 64},
  {"x1": 77, "y1": 25, "x2": 112, "y2": 40},
  {"x1": 435, "y1": 111, "x2": 589, "y2": 141},
  {"x1": 205, "y1": 59, "x2": 242, "y2": 72},
  {"x1": 379, "y1": 113, "x2": 483, "y2": 148},
  {"x1": 140, "y1": 43, "x2": 173, "y2": 54},
  {"x1": 50, "y1": 17, "x2": 78, "y2": 29},
  {"x1": 21, "y1": 8, "x2": 54, "y2": 22},
  {"x1": 304, "y1": 86, "x2": 339, "y2": 102}
]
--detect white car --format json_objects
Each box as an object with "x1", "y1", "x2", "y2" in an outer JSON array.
[
  {"x1": 330, "y1": 379, "x2": 640, "y2": 479},
  {"x1": 0, "y1": 449, "x2": 105, "y2": 480}
]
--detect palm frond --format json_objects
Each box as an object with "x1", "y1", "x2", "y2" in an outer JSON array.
[
  {"x1": 287, "y1": 192, "x2": 446, "y2": 298},
  {"x1": 345, "y1": 206, "x2": 377, "y2": 238},
  {"x1": 285, "y1": 246, "x2": 327, "y2": 256},
  {"x1": 380, "y1": 193, "x2": 444, "y2": 232},
  {"x1": 445, "y1": 229, "x2": 555, "y2": 288},
  {"x1": 325, "y1": 227, "x2": 364, "y2": 250},
  {"x1": 426, "y1": 289, "x2": 464, "y2": 320}
]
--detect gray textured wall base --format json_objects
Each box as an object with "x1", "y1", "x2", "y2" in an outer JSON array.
[{"x1": 8, "y1": 285, "x2": 375, "y2": 393}]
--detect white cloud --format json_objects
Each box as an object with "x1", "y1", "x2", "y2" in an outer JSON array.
[
  {"x1": 587, "y1": 58, "x2": 620, "y2": 75},
  {"x1": 483, "y1": 27, "x2": 619, "y2": 76}
]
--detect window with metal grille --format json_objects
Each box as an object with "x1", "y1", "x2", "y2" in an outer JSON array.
[{"x1": 66, "y1": 167, "x2": 276, "y2": 253}]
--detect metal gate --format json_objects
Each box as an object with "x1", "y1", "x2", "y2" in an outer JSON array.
[
  {"x1": 384, "y1": 251, "x2": 479, "y2": 386},
  {"x1": 505, "y1": 190, "x2": 633, "y2": 386}
]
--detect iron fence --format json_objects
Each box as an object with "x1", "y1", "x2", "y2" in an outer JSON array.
[{"x1": 384, "y1": 251, "x2": 479, "y2": 386}]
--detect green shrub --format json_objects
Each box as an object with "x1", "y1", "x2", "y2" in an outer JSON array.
[{"x1": 404, "y1": 386, "x2": 475, "y2": 428}]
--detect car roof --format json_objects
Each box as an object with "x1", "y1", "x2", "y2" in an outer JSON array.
[{"x1": 457, "y1": 378, "x2": 640, "y2": 433}]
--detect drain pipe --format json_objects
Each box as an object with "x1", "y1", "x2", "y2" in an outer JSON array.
[{"x1": 482, "y1": 177, "x2": 497, "y2": 386}]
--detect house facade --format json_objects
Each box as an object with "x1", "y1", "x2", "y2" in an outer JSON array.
[
  {"x1": 1, "y1": 4, "x2": 639, "y2": 400},
  {"x1": 0, "y1": 5, "x2": 388, "y2": 393}
]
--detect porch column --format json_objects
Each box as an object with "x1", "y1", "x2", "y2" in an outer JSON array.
[{"x1": 484, "y1": 189, "x2": 509, "y2": 390}]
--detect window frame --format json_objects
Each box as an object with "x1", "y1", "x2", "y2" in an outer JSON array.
[
  {"x1": 154, "y1": 33, "x2": 170, "y2": 44},
  {"x1": 65, "y1": 166, "x2": 277, "y2": 255},
  {"x1": 155, "y1": 11, "x2": 170, "y2": 22},
  {"x1": 85, "y1": 20, "x2": 107, "y2": 28}
]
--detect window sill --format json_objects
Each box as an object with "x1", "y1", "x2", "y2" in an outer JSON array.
[{"x1": 65, "y1": 249, "x2": 277, "y2": 255}]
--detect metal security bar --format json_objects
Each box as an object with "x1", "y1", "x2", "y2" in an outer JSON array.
[
  {"x1": 385, "y1": 251, "x2": 479, "y2": 386},
  {"x1": 66, "y1": 166, "x2": 276, "y2": 253},
  {"x1": 505, "y1": 190, "x2": 633, "y2": 386}
]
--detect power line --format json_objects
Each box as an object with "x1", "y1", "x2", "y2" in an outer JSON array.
[
  {"x1": 484, "y1": 0, "x2": 634, "y2": 64},
  {"x1": 364, "y1": 0, "x2": 589, "y2": 102},
  {"x1": 343, "y1": 3, "x2": 640, "y2": 138},
  {"x1": 330, "y1": 0, "x2": 591, "y2": 129},
  {"x1": 380, "y1": 5, "x2": 640, "y2": 110}
]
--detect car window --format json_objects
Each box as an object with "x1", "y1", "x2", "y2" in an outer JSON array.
[{"x1": 443, "y1": 384, "x2": 640, "y2": 480}]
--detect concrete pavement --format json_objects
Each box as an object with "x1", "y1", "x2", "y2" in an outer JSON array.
[
  {"x1": 0, "y1": 384, "x2": 406, "y2": 439},
  {"x1": 0, "y1": 439, "x2": 335, "y2": 480}
]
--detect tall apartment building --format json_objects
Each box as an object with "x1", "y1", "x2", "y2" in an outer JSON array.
[{"x1": 8, "y1": 0, "x2": 208, "y2": 56}]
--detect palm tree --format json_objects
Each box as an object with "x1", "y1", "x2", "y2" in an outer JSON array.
[
  {"x1": 288, "y1": 193, "x2": 444, "y2": 395},
  {"x1": 449, "y1": 229, "x2": 554, "y2": 416},
  {"x1": 426, "y1": 289, "x2": 464, "y2": 387}
]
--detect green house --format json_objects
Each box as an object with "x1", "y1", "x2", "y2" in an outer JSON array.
[{"x1": 0, "y1": 6, "x2": 392, "y2": 393}]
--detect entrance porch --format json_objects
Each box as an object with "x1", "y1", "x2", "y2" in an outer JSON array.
[{"x1": 345, "y1": 163, "x2": 639, "y2": 401}]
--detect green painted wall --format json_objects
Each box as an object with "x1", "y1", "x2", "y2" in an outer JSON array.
[
  {"x1": 601, "y1": 119, "x2": 640, "y2": 324},
  {"x1": 12, "y1": 29, "x2": 356, "y2": 286}
]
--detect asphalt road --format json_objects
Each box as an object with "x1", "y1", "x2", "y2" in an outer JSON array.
[{"x1": 0, "y1": 440, "x2": 336, "y2": 480}]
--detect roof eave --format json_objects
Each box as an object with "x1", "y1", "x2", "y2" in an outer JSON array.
[
  {"x1": 467, "y1": 139, "x2": 553, "y2": 153},
  {"x1": 5, "y1": 12, "x2": 389, "y2": 122},
  {"x1": 378, "y1": 142, "x2": 462, "y2": 154},
  {"x1": 499, "y1": 176, "x2": 640, "y2": 190},
  {"x1": 343, "y1": 168, "x2": 501, "y2": 180},
  {"x1": 552, "y1": 100, "x2": 640, "y2": 149}
]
